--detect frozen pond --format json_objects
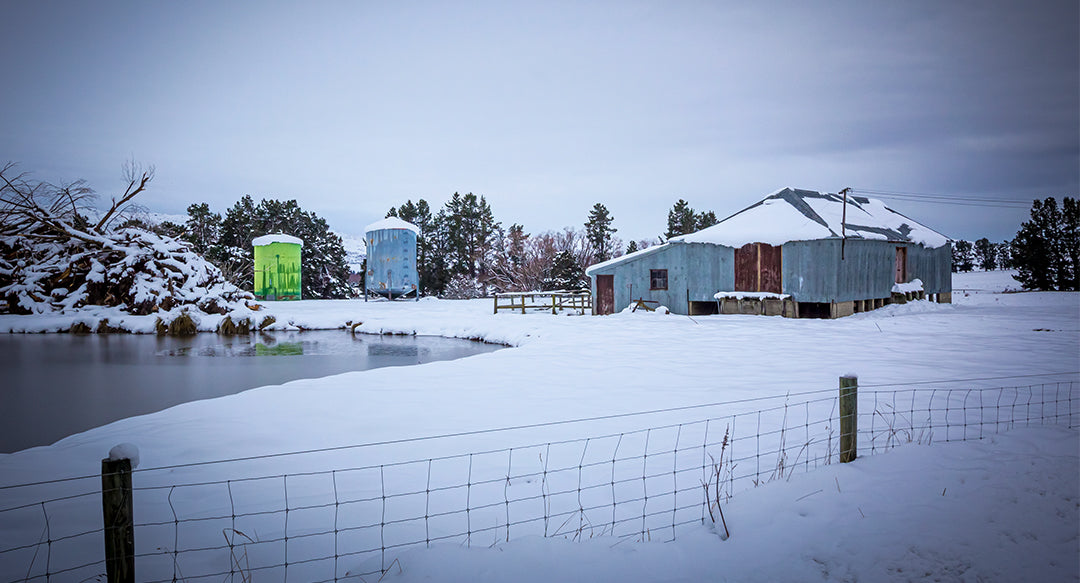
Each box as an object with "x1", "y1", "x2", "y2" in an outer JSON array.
[{"x1": 0, "y1": 331, "x2": 502, "y2": 453}]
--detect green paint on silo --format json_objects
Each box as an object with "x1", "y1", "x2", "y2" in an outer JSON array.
[{"x1": 252, "y1": 234, "x2": 303, "y2": 300}]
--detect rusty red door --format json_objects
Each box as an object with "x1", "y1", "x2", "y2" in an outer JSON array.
[
  {"x1": 895, "y1": 247, "x2": 907, "y2": 283},
  {"x1": 735, "y1": 243, "x2": 782, "y2": 293},
  {"x1": 596, "y1": 274, "x2": 614, "y2": 315},
  {"x1": 734, "y1": 243, "x2": 758, "y2": 291},
  {"x1": 759, "y1": 243, "x2": 782, "y2": 293}
]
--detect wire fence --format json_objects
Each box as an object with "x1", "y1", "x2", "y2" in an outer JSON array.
[{"x1": 1, "y1": 378, "x2": 1076, "y2": 582}]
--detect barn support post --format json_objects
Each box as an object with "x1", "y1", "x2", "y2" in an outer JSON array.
[
  {"x1": 839, "y1": 375, "x2": 858, "y2": 463},
  {"x1": 101, "y1": 457, "x2": 135, "y2": 583}
]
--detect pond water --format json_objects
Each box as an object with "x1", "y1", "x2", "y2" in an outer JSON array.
[{"x1": 0, "y1": 332, "x2": 502, "y2": 453}]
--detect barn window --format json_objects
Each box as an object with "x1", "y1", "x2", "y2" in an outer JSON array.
[{"x1": 650, "y1": 269, "x2": 668, "y2": 290}]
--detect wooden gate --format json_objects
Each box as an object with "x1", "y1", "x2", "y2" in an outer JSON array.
[
  {"x1": 735, "y1": 243, "x2": 782, "y2": 293},
  {"x1": 596, "y1": 274, "x2": 615, "y2": 315}
]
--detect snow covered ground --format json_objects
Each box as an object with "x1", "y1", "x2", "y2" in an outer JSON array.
[
  {"x1": 382, "y1": 426, "x2": 1078, "y2": 583},
  {"x1": 0, "y1": 270, "x2": 1077, "y2": 582}
]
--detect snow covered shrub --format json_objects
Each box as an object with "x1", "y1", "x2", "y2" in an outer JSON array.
[
  {"x1": 0, "y1": 226, "x2": 253, "y2": 316},
  {"x1": 442, "y1": 274, "x2": 485, "y2": 299}
]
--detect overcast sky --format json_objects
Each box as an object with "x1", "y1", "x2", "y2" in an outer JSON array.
[{"x1": 2, "y1": 1, "x2": 1076, "y2": 243}]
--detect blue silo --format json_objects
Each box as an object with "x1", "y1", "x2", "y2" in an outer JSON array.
[{"x1": 364, "y1": 217, "x2": 420, "y2": 300}]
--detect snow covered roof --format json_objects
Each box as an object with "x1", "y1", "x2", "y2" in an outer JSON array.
[
  {"x1": 671, "y1": 188, "x2": 949, "y2": 249},
  {"x1": 585, "y1": 243, "x2": 669, "y2": 275},
  {"x1": 365, "y1": 217, "x2": 420, "y2": 235},
  {"x1": 252, "y1": 233, "x2": 303, "y2": 247}
]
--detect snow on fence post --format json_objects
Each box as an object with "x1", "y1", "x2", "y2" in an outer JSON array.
[
  {"x1": 102, "y1": 447, "x2": 137, "y2": 583},
  {"x1": 840, "y1": 375, "x2": 858, "y2": 463}
]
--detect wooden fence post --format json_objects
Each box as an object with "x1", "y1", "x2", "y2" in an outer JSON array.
[
  {"x1": 840, "y1": 375, "x2": 858, "y2": 463},
  {"x1": 102, "y1": 457, "x2": 134, "y2": 583}
]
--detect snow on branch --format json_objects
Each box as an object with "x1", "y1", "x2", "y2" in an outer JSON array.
[{"x1": 0, "y1": 162, "x2": 254, "y2": 317}]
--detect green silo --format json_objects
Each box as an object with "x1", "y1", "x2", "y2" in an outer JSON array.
[{"x1": 252, "y1": 234, "x2": 303, "y2": 300}]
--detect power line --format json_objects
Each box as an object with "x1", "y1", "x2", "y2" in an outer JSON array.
[
  {"x1": 854, "y1": 187, "x2": 1032, "y2": 203},
  {"x1": 853, "y1": 188, "x2": 1033, "y2": 208}
]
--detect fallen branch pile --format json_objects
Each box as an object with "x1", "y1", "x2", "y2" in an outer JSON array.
[{"x1": 0, "y1": 162, "x2": 253, "y2": 317}]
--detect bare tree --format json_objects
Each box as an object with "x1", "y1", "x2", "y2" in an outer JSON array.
[
  {"x1": 1, "y1": 160, "x2": 154, "y2": 240},
  {"x1": 0, "y1": 162, "x2": 96, "y2": 240},
  {"x1": 94, "y1": 159, "x2": 155, "y2": 233}
]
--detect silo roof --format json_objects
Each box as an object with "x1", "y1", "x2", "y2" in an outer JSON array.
[
  {"x1": 365, "y1": 217, "x2": 420, "y2": 235},
  {"x1": 252, "y1": 233, "x2": 304, "y2": 247}
]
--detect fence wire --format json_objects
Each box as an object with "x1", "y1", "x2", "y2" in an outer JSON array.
[{"x1": 1, "y1": 380, "x2": 1076, "y2": 582}]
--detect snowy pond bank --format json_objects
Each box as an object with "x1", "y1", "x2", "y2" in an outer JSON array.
[{"x1": 0, "y1": 331, "x2": 501, "y2": 453}]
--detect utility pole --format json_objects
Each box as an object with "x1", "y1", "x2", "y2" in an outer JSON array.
[{"x1": 839, "y1": 187, "x2": 852, "y2": 259}]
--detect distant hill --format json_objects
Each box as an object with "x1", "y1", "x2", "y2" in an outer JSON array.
[{"x1": 337, "y1": 232, "x2": 367, "y2": 274}]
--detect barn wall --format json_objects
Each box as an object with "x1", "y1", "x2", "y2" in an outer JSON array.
[
  {"x1": 908, "y1": 243, "x2": 952, "y2": 294},
  {"x1": 836, "y1": 240, "x2": 897, "y2": 301},
  {"x1": 589, "y1": 243, "x2": 734, "y2": 314},
  {"x1": 680, "y1": 243, "x2": 736, "y2": 307},
  {"x1": 781, "y1": 240, "x2": 839, "y2": 302},
  {"x1": 783, "y1": 239, "x2": 952, "y2": 303}
]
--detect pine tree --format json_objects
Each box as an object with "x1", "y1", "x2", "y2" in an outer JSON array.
[
  {"x1": 426, "y1": 210, "x2": 454, "y2": 296},
  {"x1": 665, "y1": 199, "x2": 697, "y2": 239},
  {"x1": 440, "y1": 192, "x2": 500, "y2": 281},
  {"x1": 974, "y1": 238, "x2": 997, "y2": 271},
  {"x1": 626, "y1": 240, "x2": 639, "y2": 254},
  {"x1": 1011, "y1": 198, "x2": 1062, "y2": 290},
  {"x1": 584, "y1": 203, "x2": 617, "y2": 263},
  {"x1": 951, "y1": 240, "x2": 975, "y2": 273},
  {"x1": 696, "y1": 210, "x2": 719, "y2": 230},
  {"x1": 211, "y1": 195, "x2": 258, "y2": 284},
  {"x1": 996, "y1": 241, "x2": 1012, "y2": 269},
  {"x1": 665, "y1": 200, "x2": 718, "y2": 239},
  {"x1": 543, "y1": 249, "x2": 585, "y2": 291},
  {"x1": 506, "y1": 223, "x2": 528, "y2": 267},
  {"x1": 1061, "y1": 197, "x2": 1079, "y2": 290}
]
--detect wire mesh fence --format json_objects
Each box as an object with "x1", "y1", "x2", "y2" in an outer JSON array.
[{"x1": 1, "y1": 378, "x2": 1076, "y2": 582}]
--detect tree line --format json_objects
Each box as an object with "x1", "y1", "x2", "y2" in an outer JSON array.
[
  {"x1": 134, "y1": 194, "x2": 714, "y2": 300},
  {"x1": 380, "y1": 196, "x2": 719, "y2": 298},
  {"x1": 147, "y1": 189, "x2": 1080, "y2": 297},
  {"x1": 382, "y1": 194, "x2": 620, "y2": 298},
  {"x1": 954, "y1": 196, "x2": 1078, "y2": 291},
  {"x1": 950, "y1": 239, "x2": 1013, "y2": 273},
  {"x1": 69, "y1": 184, "x2": 1080, "y2": 296}
]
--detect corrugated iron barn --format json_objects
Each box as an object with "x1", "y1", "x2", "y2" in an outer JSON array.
[{"x1": 586, "y1": 188, "x2": 953, "y2": 318}]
